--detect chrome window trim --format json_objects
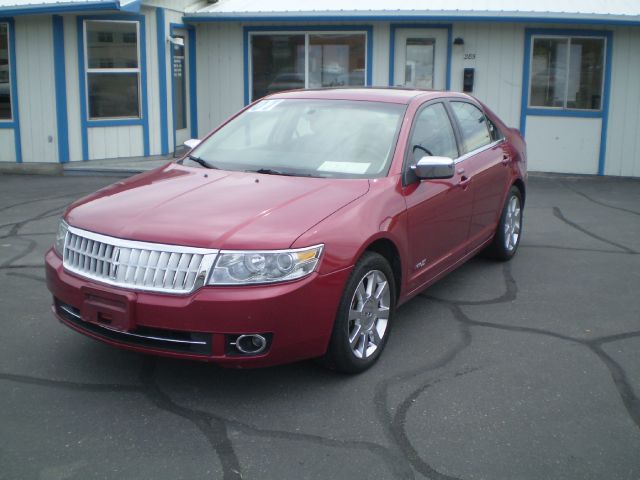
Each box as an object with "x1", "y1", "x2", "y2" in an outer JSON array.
[
  {"x1": 62, "y1": 225, "x2": 218, "y2": 295},
  {"x1": 454, "y1": 138, "x2": 505, "y2": 165}
]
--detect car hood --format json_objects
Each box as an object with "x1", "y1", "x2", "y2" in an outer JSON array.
[{"x1": 66, "y1": 163, "x2": 370, "y2": 250}]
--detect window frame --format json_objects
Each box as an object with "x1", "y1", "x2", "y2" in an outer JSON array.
[
  {"x1": 83, "y1": 19, "x2": 142, "y2": 121},
  {"x1": 246, "y1": 26, "x2": 371, "y2": 104},
  {"x1": 527, "y1": 34, "x2": 607, "y2": 112},
  {"x1": 0, "y1": 20, "x2": 14, "y2": 123}
]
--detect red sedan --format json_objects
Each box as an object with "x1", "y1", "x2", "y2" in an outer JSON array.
[{"x1": 45, "y1": 88, "x2": 526, "y2": 373}]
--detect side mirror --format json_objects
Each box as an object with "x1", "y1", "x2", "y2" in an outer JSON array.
[
  {"x1": 184, "y1": 139, "x2": 201, "y2": 150},
  {"x1": 411, "y1": 156, "x2": 455, "y2": 179}
]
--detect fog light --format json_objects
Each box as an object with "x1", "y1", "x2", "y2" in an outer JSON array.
[{"x1": 225, "y1": 333, "x2": 272, "y2": 356}]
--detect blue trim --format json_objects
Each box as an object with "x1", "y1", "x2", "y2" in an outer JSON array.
[
  {"x1": 184, "y1": 14, "x2": 640, "y2": 27},
  {"x1": 520, "y1": 28, "x2": 613, "y2": 176},
  {"x1": 188, "y1": 27, "x2": 198, "y2": 138},
  {"x1": 599, "y1": 31, "x2": 613, "y2": 176},
  {"x1": 0, "y1": 18, "x2": 21, "y2": 162},
  {"x1": 243, "y1": 24, "x2": 373, "y2": 105},
  {"x1": 242, "y1": 27, "x2": 249, "y2": 105},
  {"x1": 77, "y1": 14, "x2": 149, "y2": 160},
  {"x1": 169, "y1": 23, "x2": 197, "y2": 147},
  {"x1": 388, "y1": 23, "x2": 452, "y2": 89},
  {"x1": 53, "y1": 15, "x2": 69, "y2": 163},
  {"x1": 0, "y1": 0, "x2": 141, "y2": 16},
  {"x1": 156, "y1": 8, "x2": 169, "y2": 154}
]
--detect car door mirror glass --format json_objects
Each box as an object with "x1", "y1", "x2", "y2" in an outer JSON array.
[{"x1": 411, "y1": 156, "x2": 455, "y2": 179}]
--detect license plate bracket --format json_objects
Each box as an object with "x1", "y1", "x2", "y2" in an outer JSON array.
[{"x1": 80, "y1": 286, "x2": 136, "y2": 332}]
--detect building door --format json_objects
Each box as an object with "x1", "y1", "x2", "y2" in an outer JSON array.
[
  {"x1": 393, "y1": 28, "x2": 448, "y2": 89},
  {"x1": 171, "y1": 28, "x2": 191, "y2": 149}
]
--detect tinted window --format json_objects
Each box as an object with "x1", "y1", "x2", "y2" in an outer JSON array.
[
  {"x1": 409, "y1": 103, "x2": 458, "y2": 163},
  {"x1": 450, "y1": 102, "x2": 491, "y2": 153}
]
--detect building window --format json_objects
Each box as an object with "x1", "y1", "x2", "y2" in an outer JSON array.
[
  {"x1": 250, "y1": 31, "x2": 367, "y2": 101},
  {"x1": 85, "y1": 20, "x2": 141, "y2": 119},
  {"x1": 0, "y1": 22, "x2": 12, "y2": 120},
  {"x1": 529, "y1": 35, "x2": 605, "y2": 110}
]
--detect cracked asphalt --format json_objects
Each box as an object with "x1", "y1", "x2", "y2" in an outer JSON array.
[{"x1": 0, "y1": 173, "x2": 639, "y2": 480}]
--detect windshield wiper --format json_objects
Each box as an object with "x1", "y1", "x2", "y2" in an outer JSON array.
[
  {"x1": 246, "y1": 168, "x2": 317, "y2": 177},
  {"x1": 187, "y1": 154, "x2": 217, "y2": 169}
]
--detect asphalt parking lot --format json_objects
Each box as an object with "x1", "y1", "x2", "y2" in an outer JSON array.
[{"x1": 0, "y1": 172, "x2": 639, "y2": 480}]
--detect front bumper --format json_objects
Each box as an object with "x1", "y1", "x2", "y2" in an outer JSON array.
[{"x1": 45, "y1": 249, "x2": 350, "y2": 367}]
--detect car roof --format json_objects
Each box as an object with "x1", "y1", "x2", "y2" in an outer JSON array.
[{"x1": 266, "y1": 87, "x2": 473, "y2": 105}]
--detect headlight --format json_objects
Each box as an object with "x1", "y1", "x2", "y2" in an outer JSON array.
[
  {"x1": 54, "y1": 219, "x2": 68, "y2": 257},
  {"x1": 208, "y1": 245, "x2": 323, "y2": 285}
]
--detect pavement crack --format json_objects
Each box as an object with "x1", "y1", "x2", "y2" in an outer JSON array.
[
  {"x1": 139, "y1": 358, "x2": 243, "y2": 480},
  {"x1": 553, "y1": 206, "x2": 637, "y2": 254},
  {"x1": 0, "y1": 372, "x2": 141, "y2": 393},
  {"x1": 562, "y1": 181, "x2": 640, "y2": 217}
]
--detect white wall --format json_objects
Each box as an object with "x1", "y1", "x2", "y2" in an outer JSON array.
[
  {"x1": 88, "y1": 125, "x2": 144, "y2": 158},
  {"x1": 195, "y1": 22, "x2": 245, "y2": 136},
  {"x1": 63, "y1": 15, "x2": 83, "y2": 162},
  {"x1": 606, "y1": 26, "x2": 640, "y2": 177},
  {"x1": 14, "y1": 15, "x2": 58, "y2": 163},
  {"x1": 0, "y1": 130, "x2": 16, "y2": 162},
  {"x1": 450, "y1": 23, "x2": 525, "y2": 129}
]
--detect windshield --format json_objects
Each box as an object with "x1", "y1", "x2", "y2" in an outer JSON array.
[{"x1": 187, "y1": 99, "x2": 406, "y2": 178}]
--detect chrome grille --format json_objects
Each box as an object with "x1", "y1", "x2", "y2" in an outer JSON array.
[{"x1": 62, "y1": 226, "x2": 218, "y2": 294}]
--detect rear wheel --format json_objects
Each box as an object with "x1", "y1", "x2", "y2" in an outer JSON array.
[
  {"x1": 321, "y1": 252, "x2": 395, "y2": 373},
  {"x1": 484, "y1": 185, "x2": 523, "y2": 261}
]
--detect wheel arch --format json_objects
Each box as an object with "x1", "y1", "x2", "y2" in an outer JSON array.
[
  {"x1": 512, "y1": 178, "x2": 526, "y2": 206},
  {"x1": 363, "y1": 237, "x2": 402, "y2": 302}
]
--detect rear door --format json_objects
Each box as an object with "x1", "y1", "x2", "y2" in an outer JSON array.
[
  {"x1": 403, "y1": 101, "x2": 472, "y2": 292},
  {"x1": 448, "y1": 101, "x2": 510, "y2": 252}
]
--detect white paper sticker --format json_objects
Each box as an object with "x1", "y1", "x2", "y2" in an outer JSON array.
[
  {"x1": 317, "y1": 161, "x2": 370, "y2": 174},
  {"x1": 249, "y1": 99, "x2": 283, "y2": 112}
]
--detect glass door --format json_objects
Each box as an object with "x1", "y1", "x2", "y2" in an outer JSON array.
[
  {"x1": 394, "y1": 29, "x2": 448, "y2": 90},
  {"x1": 171, "y1": 29, "x2": 190, "y2": 149}
]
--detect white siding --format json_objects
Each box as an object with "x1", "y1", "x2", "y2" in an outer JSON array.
[
  {"x1": 0, "y1": 130, "x2": 16, "y2": 162},
  {"x1": 88, "y1": 125, "x2": 144, "y2": 158},
  {"x1": 605, "y1": 26, "x2": 640, "y2": 177},
  {"x1": 371, "y1": 23, "x2": 390, "y2": 87},
  {"x1": 15, "y1": 15, "x2": 58, "y2": 163},
  {"x1": 64, "y1": 15, "x2": 83, "y2": 162},
  {"x1": 195, "y1": 23, "x2": 244, "y2": 135},
  {"x1": 143, "y1": 5, "x2": 161, "y2": 156},
  {"x1": 450, "y1": 23, "x2": 524, "y2": 129}
]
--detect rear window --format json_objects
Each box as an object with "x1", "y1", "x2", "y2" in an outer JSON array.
[{"x1": 450, "y1": 101, "x2": 491, "y2": 153}]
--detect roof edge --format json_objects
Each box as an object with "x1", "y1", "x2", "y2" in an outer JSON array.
[
  {"x1": 0, "y1": 0, "x2": 140, "y2": 16},
  {"x1": 182, "y1": 10, "x2": 640, "y2": 26}
]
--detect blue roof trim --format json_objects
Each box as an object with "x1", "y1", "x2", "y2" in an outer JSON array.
[
  {"x1": 183, "y1": 13, "x2": 640, "y2": 27},
  {"x1": 0, "y1": 0, "x2": 140, "y2": 16}
]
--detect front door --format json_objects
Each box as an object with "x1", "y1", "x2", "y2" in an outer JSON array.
[
  {"x1": 171, "y1": 29, "x2": 191, "y2": 148},
  {"x1": 393, "y1": 28, "x2": 448, "y2": 89},
  {"x1": 403, "y1": 101, "x2": 472, "y2": 292}
]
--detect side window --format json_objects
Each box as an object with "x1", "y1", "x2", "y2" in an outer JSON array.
[
  {"x1": 486, "y1": 116, "x2": 503, "y2": 142},
  {"x1": 450, "y1": 102, "x2": 491, "y2": 153},
  {"x1": 408, "y1": 103, "x2": 458, "y2": 164}
]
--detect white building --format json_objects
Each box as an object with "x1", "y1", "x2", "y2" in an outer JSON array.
[{"x1": 1, "y1": 0, "x2": 639, "y2": 176}]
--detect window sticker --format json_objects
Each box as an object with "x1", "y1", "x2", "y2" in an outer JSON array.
[
  {"x1": 318, "y1": 161, "x2": 370, "y2": 174},
  {"x1": 249, "y1": 99, "x2": 284, "y2": 112}
]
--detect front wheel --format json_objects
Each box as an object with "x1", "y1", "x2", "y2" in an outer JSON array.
[
  {"x1": 321, "y1": 252, "x2": 396, "y2": 373},
  {"x1": 484, "y1": 185, "x2": 523, "y2": 261}
]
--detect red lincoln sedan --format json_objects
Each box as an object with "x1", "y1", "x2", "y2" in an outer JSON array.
[{"x1": 45, "y1": 88, "x2": 526, "y2": 373}]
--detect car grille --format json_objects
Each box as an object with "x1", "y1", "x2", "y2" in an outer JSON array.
[{"x1": 63, "y1": 226, "x2": 218, "y2": 294}]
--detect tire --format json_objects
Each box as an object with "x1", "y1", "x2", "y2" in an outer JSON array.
[
  {"x1": 484, "y1": 185, "x2": 523, "y2": 261},
  {"x1": 320, "y1": 252, "x2": 396, "y2": 374}
]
